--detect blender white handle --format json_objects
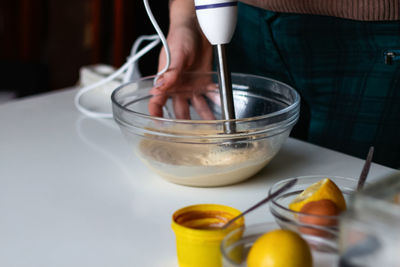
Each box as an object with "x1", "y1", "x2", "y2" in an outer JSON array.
[{"x1": 194, "y1": 0, "x2": 238, "y2": 45}]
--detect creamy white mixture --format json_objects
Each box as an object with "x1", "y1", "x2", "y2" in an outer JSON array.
[{"x1": 137, "y1": 138, "x2": 273, "y2": 186}]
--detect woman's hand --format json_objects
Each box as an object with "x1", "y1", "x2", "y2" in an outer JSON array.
[{"x1": 149, "y1": 0, "x2": 215, "y2": 119}]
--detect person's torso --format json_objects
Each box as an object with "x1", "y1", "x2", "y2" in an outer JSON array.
[{"x1": 240, "y1": 0, "x2": 400, "y2": 21}]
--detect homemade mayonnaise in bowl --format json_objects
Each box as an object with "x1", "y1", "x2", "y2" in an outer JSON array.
[
  {"x1": 112, "y1": 72, "x2": 300, "y2": 187},
  {"x1": 135, "y1": 125, "x2": 279, "y2": 186}
]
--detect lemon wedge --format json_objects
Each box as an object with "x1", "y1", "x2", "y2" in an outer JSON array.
[{"x1": 289, "y1": 178, "x2": 346, "y2": 212}]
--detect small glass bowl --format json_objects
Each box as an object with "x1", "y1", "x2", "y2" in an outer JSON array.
[
  {"x1": 269, "y1": 176, "x2": 359, "y2": 248},
  {"x1": 221, "y1": 222, "x2": 338, "y2": 267}
]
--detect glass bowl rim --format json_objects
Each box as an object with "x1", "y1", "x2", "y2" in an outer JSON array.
[{"x1": 111, "y1": 71, "x2": 300, "y2": 124}]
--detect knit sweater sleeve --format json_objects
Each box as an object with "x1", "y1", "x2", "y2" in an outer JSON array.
[{"x1": 240, "y1": 0, "x2": 400, "y2": 21}]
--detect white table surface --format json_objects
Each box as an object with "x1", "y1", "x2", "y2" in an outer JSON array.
[{"x1": 0, "y1": 88, "x2": 398, "y2": 267}]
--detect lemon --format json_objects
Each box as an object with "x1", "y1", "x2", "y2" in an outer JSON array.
[
  {"x1": 289, "y1": 178, "x2": 346, "y2": 212},
  {"x1": 247, "y1": 229, "x2": 312, "y2": 267}
]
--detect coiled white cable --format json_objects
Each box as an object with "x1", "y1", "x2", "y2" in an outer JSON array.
[
  {"x1": 74, "y1": 36, "x2": 160, "y2": 118},
  {"x1": 74, "y1": 0, "x2": 171, "y2": 118}
]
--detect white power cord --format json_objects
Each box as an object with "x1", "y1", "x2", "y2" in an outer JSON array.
[
  {"x1": 123, "y1": 35, "x2": 155, "y2": 83},
  {"x1": 74, "y1": 0, "x2": 171, "y2": 118},
  {"x1": 143, "y1": 0, "x2": 170, "y2": 78}
]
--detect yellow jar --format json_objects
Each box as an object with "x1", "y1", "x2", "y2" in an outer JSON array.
[{"x1": 171, "y1": 204, "x2": 244, "y2": 267}]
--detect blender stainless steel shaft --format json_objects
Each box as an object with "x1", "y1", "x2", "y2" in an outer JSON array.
[
  {"x1": 194, "y1": 0, "x2": 238, "y2": 134},
  {"x1": 215, "y1": 44, "x2": 236, "y2": 133}
]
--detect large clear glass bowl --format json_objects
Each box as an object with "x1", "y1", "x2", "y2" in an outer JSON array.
[{"x1": 111, "y1": 72, "x2": 300, "y2": 187}]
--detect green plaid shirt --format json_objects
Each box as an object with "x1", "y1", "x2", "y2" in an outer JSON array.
[{"x1": 227, "y1": 3, "x2": 400, "y2": 168}]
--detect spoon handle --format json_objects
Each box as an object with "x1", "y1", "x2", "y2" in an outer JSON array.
[
  {"x1": 357, "y1": 146, "x2": 374, "y2": 191},
  {"x1": 222, "y1": 178, "x2": 297, "y2": 229}
]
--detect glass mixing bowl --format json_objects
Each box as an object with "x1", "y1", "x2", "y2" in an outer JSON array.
[{"x1": 111, "y1": 72, "x2": 300, "y2": 187}]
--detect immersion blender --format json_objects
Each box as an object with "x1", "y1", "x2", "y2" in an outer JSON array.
[{"x1": 194, "y1": 0, "x2": 238, "y2": 134}]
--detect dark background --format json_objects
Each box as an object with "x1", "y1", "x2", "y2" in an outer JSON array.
[{"x1": 0, "y1": 0, "x2": 169, "y2": 101}]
